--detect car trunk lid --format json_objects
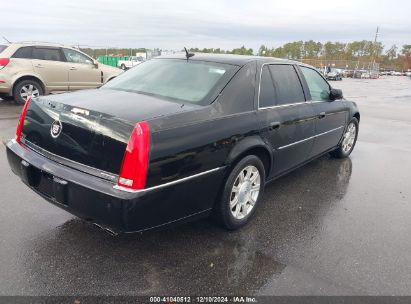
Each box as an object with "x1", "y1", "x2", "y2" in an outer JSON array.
[{"x1": 20, "y1": 89, "x2": 199, "y2": 179}]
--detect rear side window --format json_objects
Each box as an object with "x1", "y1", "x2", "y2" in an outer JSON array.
[
  {"x1": 259, "y1": 66, "x2": 276, "y2": 108},
  {"x1": 12, "y1": 47, "x2": 33, "y2": 59},
  {"x1": 0, "y1": 45, "x2": 8, "y2": 54},
  {"x1": 269, "y1": 65, "x2": 305, "y2": 105},
  {"x1": 32, "y1": 48, "x2": 63, "y2": 61}
]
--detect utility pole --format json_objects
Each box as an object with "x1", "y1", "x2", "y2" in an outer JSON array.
[{"x1": 371, "y1": 26, "x2": 379, "y2": 72}]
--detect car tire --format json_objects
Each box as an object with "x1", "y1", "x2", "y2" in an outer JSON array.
[
  {"x1": 216, "y1": 155, "x2": 265, "y2": 230},
  {"x1": 331, "y1": 117, "x2": 359, "y2": 158},
  {"x1": 13, "y1": 79, "x2": 44, "y2": 104},
  {"x1": 121, "y1": 64, "x2": 126, "y2": 70}
]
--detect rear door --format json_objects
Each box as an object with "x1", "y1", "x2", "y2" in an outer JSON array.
[
  {"x1": 257, "y1": 63, "x2": 317, "y2": 176},
  {"x1": 62, "y1": 48, "x2": 102, "y2": 90},
  {"x1": 298, "y1": 66, "x2": 348, "y2": 158},
  {"x1": 31, "y1": 47, "x2": 69, "y2": 91}
]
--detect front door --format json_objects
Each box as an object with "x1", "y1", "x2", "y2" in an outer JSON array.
[
  {"x1": 257, "y1": 63, "x2": 317, "y2": 176},
  {"x1": 298, "y1": 66, "x2": 348, "y2": 158},
  {"x1": 62, "y1": 48, "x2": 102, "y2": 90}
]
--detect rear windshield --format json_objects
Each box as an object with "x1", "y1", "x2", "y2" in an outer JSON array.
[
  {"x1": 0, "y1": 45, "x2": 8, "y2": 54},
  {"x1": 102, "y1": 59, "x2": 238, "y2": 105}
]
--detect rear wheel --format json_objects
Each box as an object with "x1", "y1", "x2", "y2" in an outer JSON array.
[
  {"x1": 121, "y1": 64, "x2": 127, "y2": 70},
  {"x1": 216, "y1": 155, "x2": 265, "y2": 230},
  {"x1": 13, "y1": 79, "x2": 43, "y2": 104},
  {"x1": 331, "y1": 117, "x2": 359, "y2": 158}
]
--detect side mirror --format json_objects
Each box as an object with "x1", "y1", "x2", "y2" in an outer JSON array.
[
  {"x1": 93, "y1": 60, "x2": 99, "y2": 68},
  {"x1": 329, "y1": 88, "x2": 343, "y2": 101}
]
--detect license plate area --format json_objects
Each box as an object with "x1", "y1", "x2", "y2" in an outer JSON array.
[{"x1": 21, "y1": 160, "x2": 68, "y2": 206}]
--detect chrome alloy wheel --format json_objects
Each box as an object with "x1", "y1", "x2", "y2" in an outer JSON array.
[
  {"x1": 20, "y1": 84, "x2": 40, "y2": 101},
  {"x1": 342, "y1": 122, "x2": 356, "y2": 153},
  {"x1": 230, "y1": 165, "x2": 261, "y2": 220}
]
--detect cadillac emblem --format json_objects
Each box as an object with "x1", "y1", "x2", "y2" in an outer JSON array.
[{"x1": 50, "y1": 120, "x2": 62, "y2": 138}]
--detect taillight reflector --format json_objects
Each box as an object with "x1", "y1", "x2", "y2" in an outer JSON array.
[
  {"x1": 16, "y1": 96, "x2": 31, "y2": 143},
  {"x1": 117, "y1": 121, "x2": 150, "y2": 190},
  {"x1": 0, "y1": 58, "x2": 10, "y2": 68}
]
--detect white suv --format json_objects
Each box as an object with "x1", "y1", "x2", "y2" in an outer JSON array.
[{"x1": 0, "y1": 42, "x2": 123, "y2": 103}]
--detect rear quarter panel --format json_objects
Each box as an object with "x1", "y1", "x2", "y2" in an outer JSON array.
[{"x1": 1, "y1": 58, "x2": 39, "y2": 94}]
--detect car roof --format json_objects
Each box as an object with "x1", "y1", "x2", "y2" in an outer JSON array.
[
  {"x1": 155, "y1": 53, "x2": 299, "y2": 66},
  {"x1": 13, "y1": 41, "x2": 65, "y2": 47},
  {"x1": 1, "y1": 42, "x2": 92, "y2": 59}
]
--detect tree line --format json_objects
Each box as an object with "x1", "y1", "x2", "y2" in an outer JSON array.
[
  {"x1": 188, "y1": 46, "x2": 253, "y2": 56},
  {"x1": 80, "y1": 41, "x2": 411, "y2": 70},
  {"x1": 258, "y1": 41, "x2": 410, "y2": 70},
  {"x1": 189, "y1": 41, "x2": 410, "y2": 70}
]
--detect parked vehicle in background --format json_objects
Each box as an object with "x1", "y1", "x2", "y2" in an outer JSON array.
[
  {"x1": 118, "y1": 56, "x2": 145, "y2": 70},
  {"x1": 326, "y1": 68, "x2": 343, "y2": 81},
  {"x1": 342, "y1": 70, "x2": 354, "y2": 78},
  {"x1": 392, "y1": 71, "x2": 403, "y2": 76},
  {"x1": 0, "y1": 42, "x2": 123, "y2": 103},
  {"x1": 7, "y1": 54, "x2": 360, "y2": 233},
  {"x1": 361, "y1": 72, "x2": 371, "y2": 79}
]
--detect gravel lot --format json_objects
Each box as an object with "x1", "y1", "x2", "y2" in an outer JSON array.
[{"x1": 0, "y1": 76, "x2": 410, "y2": 296}]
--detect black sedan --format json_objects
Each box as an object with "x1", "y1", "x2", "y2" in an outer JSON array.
[{"x1": 6, "y1": 54, "x2": 360, "y2": 233}]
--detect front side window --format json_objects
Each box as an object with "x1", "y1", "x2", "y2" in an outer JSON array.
[
  {"x1": 269, "y1": 65, "x2": 305, "y2": 105},
  {"x1": 32, "y1": 48, "x2": 63, "y2": 61},
  {"x1": 300, "y1": 66, "x2": 330, "y2": 101},
  {"x1": 63, "y1": 49, "x2": 93, "y2": 65},
  {"x1": 103, "y1": 59, "x2": 238, "y2": 105},
  {"x1": 12, "y1": 46, "x2": 32, "y2": 59}
]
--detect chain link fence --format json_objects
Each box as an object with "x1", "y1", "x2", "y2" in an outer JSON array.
[{"x1": 299, "y1": 59, "x2": 380, "y2": 78}]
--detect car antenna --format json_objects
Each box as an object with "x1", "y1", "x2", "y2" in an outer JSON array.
[
  {"x1": 184, "y1": 47, "x2": 194, "y2": 61},
  {"x1": 2, "y1": 36, "x2": 11, "y2": 43}
]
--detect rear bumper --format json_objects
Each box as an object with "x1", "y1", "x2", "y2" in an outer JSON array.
[{"x1": 6, "y1": 139, "x2": 226, "y2": 233}]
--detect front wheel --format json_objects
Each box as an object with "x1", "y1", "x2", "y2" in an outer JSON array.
[
  {"x1": 120, "y1": 64, "x2": 127, "y2": 70},
  {"x1": 215, "y1": 155, "x2": 265, "y2": 230},
  {"x1": 331, "y1": 117, "x2": 359, "y2": 158}
]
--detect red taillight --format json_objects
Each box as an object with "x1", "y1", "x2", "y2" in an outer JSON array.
[
  {"x1": 0, "y1": 58, "x2": 10, "y2": 68},
  {"x1": 15, "y1": 96, "x2": 31, "y2": 143},
  {"x1": 117, "y1": 121, "x2": 150, "y2": 190}
]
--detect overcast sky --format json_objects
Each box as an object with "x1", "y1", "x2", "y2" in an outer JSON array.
[{"x1": 1, "y1": 0, "x2": 410, "y2": 52}]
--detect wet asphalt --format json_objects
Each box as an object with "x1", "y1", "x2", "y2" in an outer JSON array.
[{"x1": 0, "y1": 77, "x2": 410, "y2": 296}]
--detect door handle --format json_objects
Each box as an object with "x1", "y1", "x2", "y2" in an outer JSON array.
[
  {"x1": 70, "y1": 67, "x2": 77, "y2": 70},
  {"x1": 319, "y1": 112, "x2": 326, "y2": 119},
  {"x1": 268, "y1": 122, "x2": 281, "y2": 131},
  {"x1": 34, "y1": 64, "x2": 44, "y2": 68}
]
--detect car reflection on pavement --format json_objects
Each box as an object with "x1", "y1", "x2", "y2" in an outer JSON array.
[{"x1": 19, "y1": 156, "x2": 352, "y2": 295}]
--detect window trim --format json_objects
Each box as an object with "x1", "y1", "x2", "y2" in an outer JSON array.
[{"x1": 257, "y1": 63, "x2": 309, "y2": 110}]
